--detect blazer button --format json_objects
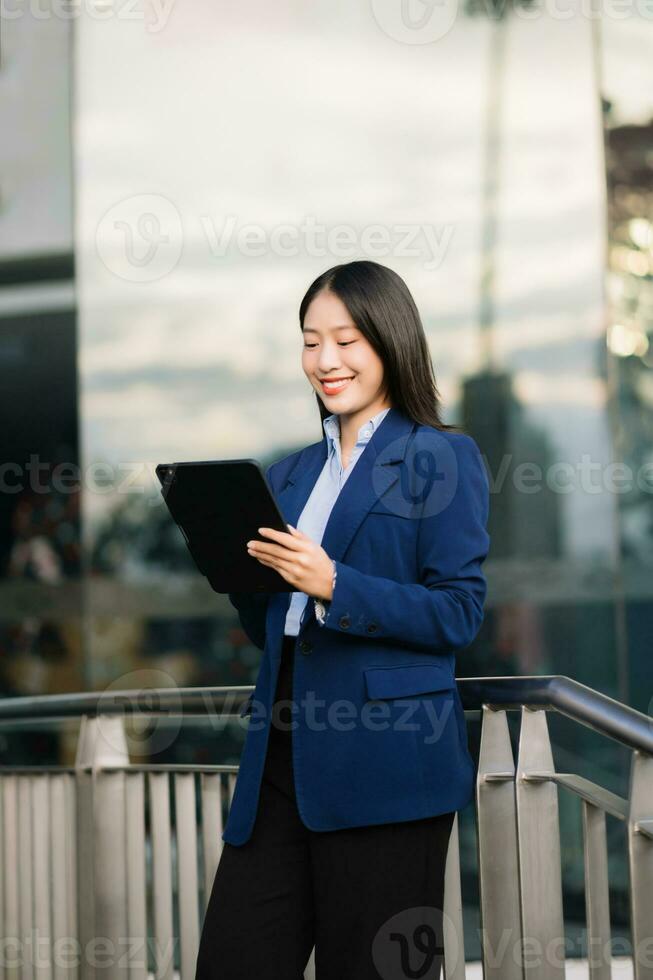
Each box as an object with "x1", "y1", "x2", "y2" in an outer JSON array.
[
  {"x1": 366, "y1": 622, "x2": 378, "y2": 634},
  {"x1": 339, "y1": 615, "x2": 351, "y2": 630},
  {"x1": 299, "y1": 639, "x2": 312, "y2": 655}
]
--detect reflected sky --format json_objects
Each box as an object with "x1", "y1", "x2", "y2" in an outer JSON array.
[{"x1": 75, "y1": 0, "x2": 650, "y2": 557}]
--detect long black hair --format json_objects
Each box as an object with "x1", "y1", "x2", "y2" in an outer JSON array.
[{"x1": 299, "y1": 260, "x2": 459, "y2": 432}]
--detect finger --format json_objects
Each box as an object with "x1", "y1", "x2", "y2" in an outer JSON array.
[
  {"x1": 254, "y1": 551, "x2": 299, "y2": 572},
  {"x1": 286, "y1": 524, "x2": 308, "y2": 538},
  {"x1": 257, "y1": 527, "x2": 305, "y2": 551},
  {"x1": 252, "y1": 538, "x2": 310, "y2": 558},
  {"x1": 248, "y1": 541, "x2": 296, "y2": 560},
  {"x1": 254, "y1": 554, "x2": 300, "y2": 583}
]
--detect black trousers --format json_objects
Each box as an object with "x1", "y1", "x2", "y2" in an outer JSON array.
[{"x1": 195, "y1": 635, "x2": 456, "y2": 980}]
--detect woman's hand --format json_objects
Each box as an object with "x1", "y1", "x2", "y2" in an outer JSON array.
[{"x1": 246, "y1": 525, "x2": 334, "y2": 600}]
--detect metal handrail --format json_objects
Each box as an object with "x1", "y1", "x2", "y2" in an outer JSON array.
[
  {"x1": 1, "y1": 672, "x2": 651, "y2": 752},
  {"x1": 1, "y1": 673, "x2": 652, "y2": 979},
  {"x1": 459, "y1": 673, "x2": 653, "y2": 754},
  {"x1": 0, "y1": 685, "x2": 255, "y2": 721}
]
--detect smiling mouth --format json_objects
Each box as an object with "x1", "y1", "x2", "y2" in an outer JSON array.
[{"x1": 319, "y1": 376, "x2": 354, "y2": 394}]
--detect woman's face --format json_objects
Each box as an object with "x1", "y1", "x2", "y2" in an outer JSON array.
[{"x1": 302, "y1": 289, "x2": 390, "y2": 417}]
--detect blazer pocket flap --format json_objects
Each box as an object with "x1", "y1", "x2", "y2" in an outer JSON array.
[{"x1": 364, "y1": 664, "x2": 456, "y2": 700}]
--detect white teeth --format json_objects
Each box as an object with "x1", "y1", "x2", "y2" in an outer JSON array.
[{"x1": 322, "y1": 377, "x2": 353, "y2": 392}]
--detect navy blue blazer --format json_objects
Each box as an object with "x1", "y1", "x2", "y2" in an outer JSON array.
[{"x1": 223, "y1": 405, "x2": 490, "y2": 845}]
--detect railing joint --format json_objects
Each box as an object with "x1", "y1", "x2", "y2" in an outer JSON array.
[
  {"x1": 520, "y1": 769, "x2": 555, "y2": 782},
  {"x1": 633, "y1": 818, "x2": 653, "y2": 838}
]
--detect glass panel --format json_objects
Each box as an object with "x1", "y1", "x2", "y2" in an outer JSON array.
[
  {"x1": 601, "y1": 9, "x2": 653, "y2": 708},
  {"x1": 0, "y1": 8, "x2": 81, "y2": 766},
  {"x1": 600, "y1": 7, "x2": 653, "y2": 958},
  {"x1": 75, "y1": 5, "x2": 488, "y2": 689}
]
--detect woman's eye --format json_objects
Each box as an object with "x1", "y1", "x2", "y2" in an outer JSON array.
[{"x1": 303, "y1": 340, "x2": 356, "y2": 349}]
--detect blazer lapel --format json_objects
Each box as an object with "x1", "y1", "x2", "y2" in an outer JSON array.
[
  {"x1": 276, "y1": 406, "x2": 416, "y2": 556},
  {"x1": 272, "y1": 406, "x2": 417, "y2": 636},
  {"x1": 320, "y1": 406, "x2": 416, "y2": 563},
  {"x1": 275, "y1": 439, "x2": 328, "y2": 529}
]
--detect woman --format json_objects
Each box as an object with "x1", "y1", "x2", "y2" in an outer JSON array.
[{"x1": 195, "y1": 260, "x2": 490, "y2": 980}]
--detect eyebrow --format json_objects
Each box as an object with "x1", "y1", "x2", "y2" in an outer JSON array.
[{"x1": 302, "y1": 324, "x2": 356, "y2": 334}]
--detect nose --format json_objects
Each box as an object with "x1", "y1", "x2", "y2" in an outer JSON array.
[{"x1": 316, "y1": 338, "x2": 344, "y2": 374}]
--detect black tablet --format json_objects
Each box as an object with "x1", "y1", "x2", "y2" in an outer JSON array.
[{"x1": 155, "y1": 459, "x2": 290, "y2": 594}]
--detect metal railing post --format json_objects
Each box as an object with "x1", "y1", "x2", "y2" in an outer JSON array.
[
  {"x1": 17, "y1": 776, "x2": 34, "y2": 980},
  {"x1": 476, "y1": 705, "x2": 523, "y2": 979},
  {"x1": 515, "y1": 706, "x2": 566, "y2": 978},
  {"x1": 1, "y1": 773, "x2": 20, "y2": 980},
  {"x1": 74, "y1": 715, "x2": 130, "y2": 980},
  {"x1": 147, "y1": 773, "x2": 174, "y2": 980},
  {"x1": 1, "y1": 674, "x2": 652, "y2": 979},
  {"x1": 444, "y1": 812, "x2": 466, "y2": 980},
  {"x1": 582, "y1": 798, "x2": 612, "y2": 979},
  {"x1": 31, "y1": 774, "x2": 52, "y2": 980},
  {"x1": 627, "y1": 750, "x2": 653, "y2": 979}
]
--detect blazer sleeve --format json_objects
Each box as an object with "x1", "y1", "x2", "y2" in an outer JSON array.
[
  {"x1": 316, "y1": 434, "x2": 490, "y2": 654},
  {"x1": 227, "y1": 460, "x2": 279, "y2": 651}
]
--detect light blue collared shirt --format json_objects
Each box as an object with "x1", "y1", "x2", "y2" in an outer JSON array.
[{"x1": 283, "y1": 406, "x2": 391, "y2": 636}]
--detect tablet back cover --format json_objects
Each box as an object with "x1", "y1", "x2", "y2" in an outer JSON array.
[{"x1": 156, "y1": 460, "x2": 290, "y2": 594}]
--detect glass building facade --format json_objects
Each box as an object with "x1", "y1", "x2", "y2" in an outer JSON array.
[{"x1": 1, "y1": 0, "x2": 651, "y2": 961}]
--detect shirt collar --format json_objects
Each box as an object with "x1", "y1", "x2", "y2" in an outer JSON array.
[{"x1": 322, "y1": 406, "x2": 391, "y2": 455}]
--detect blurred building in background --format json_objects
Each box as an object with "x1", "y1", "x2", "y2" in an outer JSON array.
[
  {"x1": 0, "y1": 0, "x2": 651, "y2": 959},
  {"x1": 0, "y1": 7, "x2": 81, "y2": 765}
]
